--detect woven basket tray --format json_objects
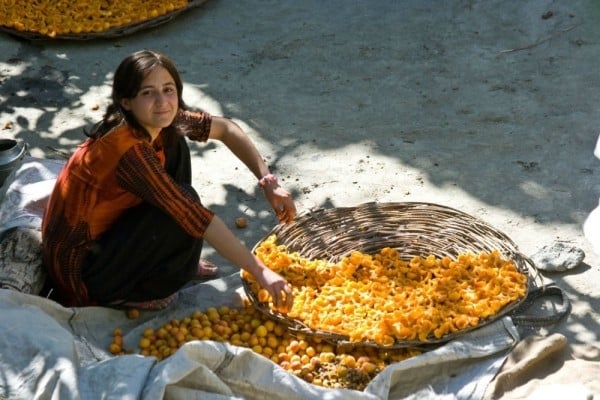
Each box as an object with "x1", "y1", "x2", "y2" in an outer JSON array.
[
  {"x1": 0, "y1": 0, "x2": 209, "y2": 41},
  {"x1": 244, "y1": 201, "x2": 535, "y2": 349}
]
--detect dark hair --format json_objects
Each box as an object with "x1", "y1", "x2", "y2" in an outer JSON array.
[{"x1": 86, "y1": 50, "x2": 188, "y2": 142}]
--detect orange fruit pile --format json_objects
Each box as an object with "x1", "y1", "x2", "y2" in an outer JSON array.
[
  {"x1": 110, "y1": 304, "x2": 419, "y2": 390},
  {"x1": 0, "y1": 0, "x2": 188, "y2": 37},
  {"x1": 246, "y1": 235, "x2": 528, "y2": 345}
]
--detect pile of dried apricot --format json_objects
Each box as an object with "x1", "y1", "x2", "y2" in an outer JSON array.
[
  {"x1": 0, "y1": 0, "x2": 188, "y2": 37},
  {"x1": 110, "y1": 304, "x2": 419, "y2": 391},
  {"x1": 246, "y1": 235, "x2": 528, "y2": 345}
]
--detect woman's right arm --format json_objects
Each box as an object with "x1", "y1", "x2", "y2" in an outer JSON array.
[{"x1": 202, "y1": 215, "x2": 293, "y2": 312}]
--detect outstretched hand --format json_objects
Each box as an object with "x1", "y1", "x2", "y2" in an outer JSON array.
[{"x1": 263, "y1": 184, "x2": 297, "y2": 224}]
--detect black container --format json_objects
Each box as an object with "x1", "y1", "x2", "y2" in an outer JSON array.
[{"x1": 0, "y1": 139, "x2": 28, "y2": 187}]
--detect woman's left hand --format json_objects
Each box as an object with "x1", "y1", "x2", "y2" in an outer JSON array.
[
  {"x1": 255, "y1": 264, "x2": 294, "y2": 312},
  {"x1": 263, "y1": 184, "x2": 297, "y2": 224}
]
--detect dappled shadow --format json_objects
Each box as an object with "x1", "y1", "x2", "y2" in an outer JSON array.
[
  {"x1": 0, "y1": 43, "x2": 106, "y2": 156},
  {"x1": 1, "y1": 0, "x2": 599, "y2": 351},
  {"x1": 3, "y1": 2, "x2": 600, "y2": 226},
  {"x1": 536, "y1": 265, "x2": 600, "y2": 357}
]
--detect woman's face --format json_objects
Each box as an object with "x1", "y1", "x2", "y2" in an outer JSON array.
[{"x1": 120, "y1": 66, "x2": 179, "y2": 140}]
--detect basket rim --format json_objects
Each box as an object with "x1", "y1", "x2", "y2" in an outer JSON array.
[
  {"x1": 0, "y1": 0, "x2": 209, "y2": 41},
  {"x1": 245, "y1": 201, "x2": 534, "y2": 349}
]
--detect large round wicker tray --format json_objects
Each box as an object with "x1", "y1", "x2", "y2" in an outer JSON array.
[
  {"x1": 244, "y1": 202, "x2": 536, "y2": 349},
  {"x1": 0, "y1": 0, "x2": 209, "y2": 41}
]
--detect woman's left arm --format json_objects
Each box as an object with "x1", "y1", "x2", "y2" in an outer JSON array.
[{"x1": 209, "y1": 116, "x2": 297, "y2": 224}]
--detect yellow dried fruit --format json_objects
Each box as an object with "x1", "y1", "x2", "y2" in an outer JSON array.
[
  {"x1": 108, "y1": 342, "x2": 122, "y2": 355},
  {"x1": 110, "y1": 304, "x2": 419, "y2": 391},
  {"x1": 245, "y1": 235, "x2": 528, "y2": 345},
  {"x1": 0, "y1": 0, "x2": 189, "y2": 37}
]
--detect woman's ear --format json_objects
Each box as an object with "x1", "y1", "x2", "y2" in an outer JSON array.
[{"x1": 120, "y1": 98, "x2": 131, "y2": 111}]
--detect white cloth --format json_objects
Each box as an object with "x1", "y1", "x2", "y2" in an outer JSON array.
[
  {"x1": 0, "y1": 275, "x2": 520, "y2": 400},
  {"x1": 0, "y1": 157, "x2": 66, "y2": 294},
  {"x1": 583, "y1": 135, "x2": 600, "y2": 255},
  {"x1": 0, "y1": 156, "x2": 65, "y2": 236}
]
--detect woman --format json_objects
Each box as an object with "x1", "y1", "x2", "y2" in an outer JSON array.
[{"x1": 42, "y1": 50, "x2": 296, "y2": 311}]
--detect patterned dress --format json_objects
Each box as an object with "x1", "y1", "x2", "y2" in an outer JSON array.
[{"x1": 42, "y1": 111, "x2": 214, "y2": 306}]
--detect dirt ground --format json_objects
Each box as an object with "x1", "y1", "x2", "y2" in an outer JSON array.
[{"x1": 1, "y1": 0, "x2": 599, "y2": 397}]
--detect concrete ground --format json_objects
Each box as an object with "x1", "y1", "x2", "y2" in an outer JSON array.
[{"x1": 1, "y1": 0, "x2": 599, "y2": 397}]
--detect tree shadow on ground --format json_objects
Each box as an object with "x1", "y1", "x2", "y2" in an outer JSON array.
[{"x1": 1, "y1": 0, "x2": 599, "y2": 348}]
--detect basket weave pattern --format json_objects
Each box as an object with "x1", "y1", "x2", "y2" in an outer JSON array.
[{"x1": 245, "y1": 202, "x2": 531, "y2": 348}]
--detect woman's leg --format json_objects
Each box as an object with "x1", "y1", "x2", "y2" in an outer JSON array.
[{"x1": 82, "y1": 201, "x2": 203, "y2": 304}]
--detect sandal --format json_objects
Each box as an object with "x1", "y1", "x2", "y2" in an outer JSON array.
[
  {"x1": 196, "y1": 259, "x2": 219, "y2": 278},
  {"x1": 119, "y1": 293, "x2": 177, "y2": 311},
  {"x1": 107, "y1": 261, "x2": 218, "y2": 310}
]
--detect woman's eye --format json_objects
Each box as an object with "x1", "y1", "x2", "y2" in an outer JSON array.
[{"x1": 164, "y1": 87, "x2": 175, "y2": 94}]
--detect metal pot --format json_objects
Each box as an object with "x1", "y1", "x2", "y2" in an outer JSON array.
[{"x1": 0, "y1": 139, "x2": 28, "y2": 186}]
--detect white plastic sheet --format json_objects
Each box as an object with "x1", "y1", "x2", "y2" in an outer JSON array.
[
  {"x1": 0, "y1": 276, "x2": 519, "y2": 400},
  {"x1": 0, "y1": 156, "x2": 65, "y2": 236},
  {"x1": 584, "y1": 135, "x2": 600, "y2": 256}
]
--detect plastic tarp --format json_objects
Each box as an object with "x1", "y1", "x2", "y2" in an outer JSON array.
[{"x1": 0, "y1": 278, "x2": 519, "y2": 400}]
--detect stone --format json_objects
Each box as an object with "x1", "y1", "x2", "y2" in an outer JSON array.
[{"x1": 530, "y1": 241, "x2": 585, "y2": 272}]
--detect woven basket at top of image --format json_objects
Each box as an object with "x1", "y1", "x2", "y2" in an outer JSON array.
[
  {"x1": 244, "y1": 201, "x2": 535, "y2": 349},
  {"x1": 0, "y1": 0, "x2": 209, "y2": 41}
]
